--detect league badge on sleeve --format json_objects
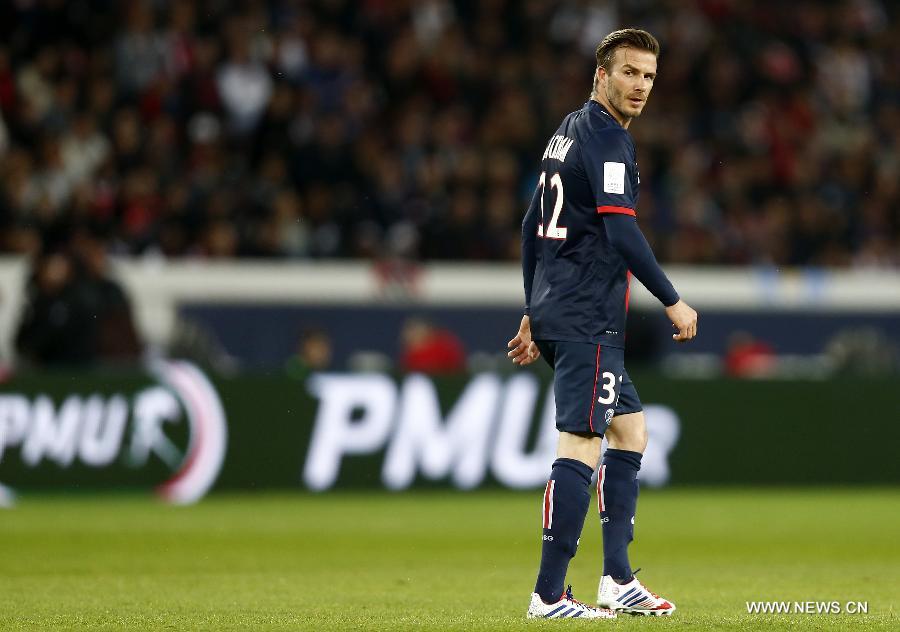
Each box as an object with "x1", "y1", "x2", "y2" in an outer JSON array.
[{"x1": 603, "y1": 162, "x2": 626, "y2": 194}]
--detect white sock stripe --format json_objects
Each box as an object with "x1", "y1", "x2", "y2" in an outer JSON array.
[
  {"x1": 542, "y1": 481, "x2": 549, "y2": 528},
  {"x1": 542, "y1": 480, "x2": 555, "y2": 529}
]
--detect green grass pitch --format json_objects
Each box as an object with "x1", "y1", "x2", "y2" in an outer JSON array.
[{"x1": 0, "y1": 488, "x2": 897, "y2": 630}]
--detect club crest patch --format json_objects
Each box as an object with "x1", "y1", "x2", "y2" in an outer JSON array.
[{"x1": 604, "y1": 408, "x2": 614, "y2": 426}]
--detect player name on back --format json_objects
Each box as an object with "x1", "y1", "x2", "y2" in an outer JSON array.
[{"x1": 542, "y1": 135, "x2": 575, "y2": 163}]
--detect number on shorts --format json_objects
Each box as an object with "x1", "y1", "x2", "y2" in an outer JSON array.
[{"x1": 597, "y1": 371, "x2": 617, "y2": 405}]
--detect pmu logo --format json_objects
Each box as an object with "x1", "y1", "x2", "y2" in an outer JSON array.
[
  {"x1": 303, "y1": 373, "x2": 679, "y2": 491},
  {"x1": 0, "y1": 361, "x2": 226, "y2": 505}
]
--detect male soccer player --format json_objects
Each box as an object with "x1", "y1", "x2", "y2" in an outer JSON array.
[{"x1": 510, "y1": 29, "x2": 698, "y2": 619}]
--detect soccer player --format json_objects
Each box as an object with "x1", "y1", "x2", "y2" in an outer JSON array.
[{"x1": 510, "y1": 28, "x2": 698, "y2": 619}]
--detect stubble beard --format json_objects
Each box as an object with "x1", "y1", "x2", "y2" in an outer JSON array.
[{"x1": 607, "y1": 82, "x2": 640, "y2": 123}]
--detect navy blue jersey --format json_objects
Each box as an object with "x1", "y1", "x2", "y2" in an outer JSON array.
[{"x1": 522, "y1": 100, "x2": 676, "y2": 347}]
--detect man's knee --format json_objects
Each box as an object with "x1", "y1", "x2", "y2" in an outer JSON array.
[
  {"x1": 557, "y1": 431, "x2": 603, "y2": 469},
  {"x1": 606, "y1": 412, "x2": 648, "y2": 453}
]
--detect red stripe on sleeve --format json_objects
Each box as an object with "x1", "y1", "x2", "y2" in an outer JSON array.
[
  {"x1": 597, "y1": 206, "x2": 636, "y2": 216},
  {"x1": 624, "y1": 270, "x2": 632, "y2": 313}
]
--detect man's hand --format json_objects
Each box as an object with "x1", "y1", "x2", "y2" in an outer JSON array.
[
  {"x1": 665, "y1": 299, "x2": 698, "y2": 342},
  {"x1": 508, "y1": 315, "x2": 541, "y2": 366}
]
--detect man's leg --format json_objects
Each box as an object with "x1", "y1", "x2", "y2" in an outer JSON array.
[
  {"x1": 526, "y1": 340, "x2": 616, "y2": 619},
  {"x1": 533, "y1": 431, "x2": 601, "y2": 603},
  {"x1": 599, "y1": 411, "x2": 647, "y2": 582},
  {"x1": 597, "y1": 408, "x2": 675, "y2": 615}
]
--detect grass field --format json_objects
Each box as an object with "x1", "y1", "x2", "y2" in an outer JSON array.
[{"x1": 0, "y1": 488, "x2": 897, "y2": 630}]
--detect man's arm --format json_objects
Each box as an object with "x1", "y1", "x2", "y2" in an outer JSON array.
[
  {"x1": 582, "y1": 128, "x2": 697, "y2": 341},
  {"x1": 603, "y1": 213, "x2": 678, "y2": 306},
  {"x1": 604, "y1": 214, "x2": 698, "y2": 341},
  {"x1": 508, "y1": 184, "x2": 543, "y2": 366}
]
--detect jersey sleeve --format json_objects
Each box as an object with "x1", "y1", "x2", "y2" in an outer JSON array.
[
  {"x1": 582, "y1": 128, "x2": 638, "y2": 217},
  {"x1": 521, "y1": 180, "x2": 540, "y2": 314},
  {"x1": 604, "y1": 213, "x2": 680, "y2": 307}
]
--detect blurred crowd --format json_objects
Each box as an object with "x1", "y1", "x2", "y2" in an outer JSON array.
[{"x1": 1, "y1": 0, "x2": 898, "y2": 266}]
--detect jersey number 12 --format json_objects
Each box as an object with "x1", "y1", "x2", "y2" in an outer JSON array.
[{"x1": 537, "y1": 171, "x2": 567, "y2": 240}]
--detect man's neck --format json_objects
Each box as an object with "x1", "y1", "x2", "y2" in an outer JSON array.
[{"x1": 591, "y1": 94, "x2": 631, "y2": 129}]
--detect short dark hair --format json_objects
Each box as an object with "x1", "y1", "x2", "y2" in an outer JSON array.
[
  {"x1": 591, "y1": 28, "x2": 659, "y2": 96},
  {"x1": 595, "y1": 28, "x2": 660, "y2": 71}
]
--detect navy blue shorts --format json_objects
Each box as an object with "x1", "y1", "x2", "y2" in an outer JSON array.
[{"x1": 535, "y1": 340, "x2": 642, "y2": 436}]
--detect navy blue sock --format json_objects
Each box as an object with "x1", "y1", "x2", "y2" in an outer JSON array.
[
  {"x1": 534, "y1": 458, "x2": 594, "y2": 603},
  {"x1": 598, "y1": 448, "x2": 642, "y2": 582}
]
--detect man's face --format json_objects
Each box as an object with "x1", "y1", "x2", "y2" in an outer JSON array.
[{"x1": 598, "y1": 47, "x2": 657, "y2": 121}]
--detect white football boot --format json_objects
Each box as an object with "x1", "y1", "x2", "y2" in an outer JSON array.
[
  {"x1": 527, "y1": 585, "x2": 617, "y2": 619},
  {"x1": 597, "y1": 571, "x2": 676, "y2": 616}
]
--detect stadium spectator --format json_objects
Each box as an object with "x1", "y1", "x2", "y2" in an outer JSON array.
[
  {"x1": 285, "y1": 327, "x2": 333, "y2": 380},
  {"x1": 70, "y1": 228, "x2": 142, "y2": 363},
  {"x1": 399, "y1": 316, "x2": 466, "y2": 374},
  {"x1": 15, "y1": 249, "x2": 93, "y2": 366},
  {"x1": 723, "y1": 332, "x2": 777, "y2": 378},
  {"x1": 0, "y1": 1, "x2": 896, "y2": 266}
]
